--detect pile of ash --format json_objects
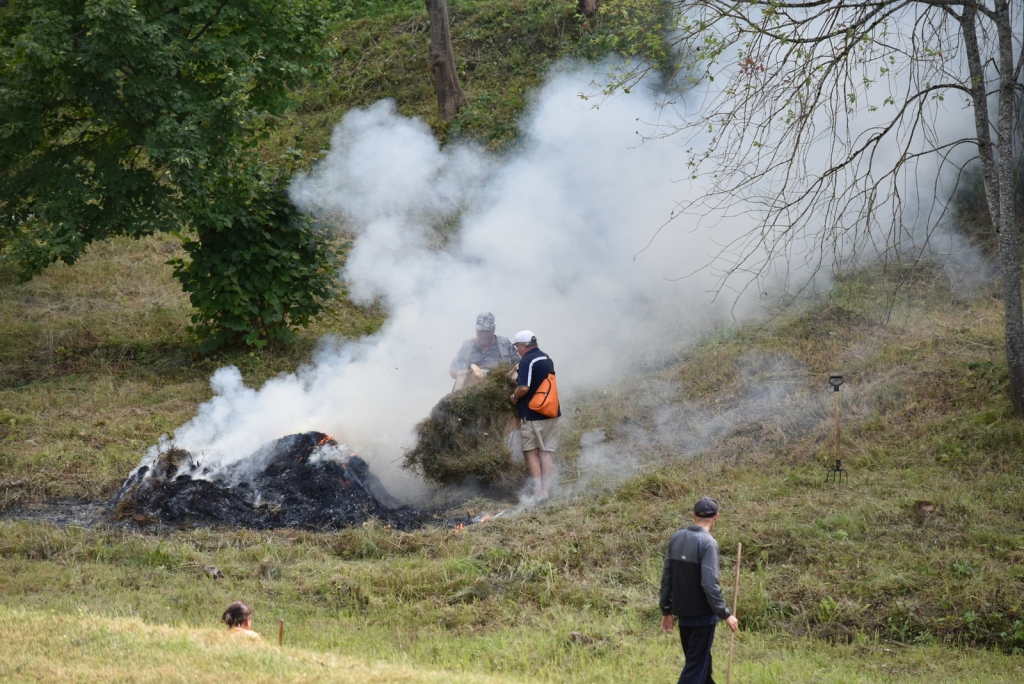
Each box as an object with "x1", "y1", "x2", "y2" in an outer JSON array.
[{"x1": 115, "y1": 432, "x2": 434, "y2": 530}]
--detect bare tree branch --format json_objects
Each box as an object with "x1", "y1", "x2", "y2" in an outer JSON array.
[{"x1": 613, "y1": 0, "x2": 1024, "y2": 412}]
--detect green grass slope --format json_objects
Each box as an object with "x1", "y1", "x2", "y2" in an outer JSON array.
[
  {"x1": 0, "y1": 606, "x2": 1018, "y2": 683},
  {"x1": 1, "y1": 260, "x2": 1023, "y2": 683},
  {"x1": 2, "y1": 1, "x2": 1023, "y2": 680},
  {"x1": 0, "y1": 605, "x2": 514, "y2": 683},
  {"x1": 0, "y1": 235, "x2": 384, "y2": 504},
  {"x1": 266, "y1": 0, "x2": 670, "y2": 162}
]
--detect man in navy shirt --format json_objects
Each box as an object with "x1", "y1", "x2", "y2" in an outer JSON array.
[{"x1": 509, "y1": 330, "x2": 560, "y2": 502}]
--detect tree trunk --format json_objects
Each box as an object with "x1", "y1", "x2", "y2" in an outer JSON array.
[
  {"x1": 966, "y1": 3, "x2": 1024, "y2": 414},
  {"x1": 425, "y1": 0, "x2": 468, "y2": 122},
  {"x1": 578, "y1": 0, "x2": 597, "y2": 18},
  {"x1": 992, "y1": 1, "x2": 1024, "y2": 415}
]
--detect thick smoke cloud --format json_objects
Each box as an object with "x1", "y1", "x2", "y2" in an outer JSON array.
[
  {"x1": 136, "y1": 65, "x2": 775, "y2": 498},
  {"x1": 136, "y1": 59, "x2": 975, "y2": 500}
]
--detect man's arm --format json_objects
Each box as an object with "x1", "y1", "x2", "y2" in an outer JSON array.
[
  {"x1": 450, "y1": 341, "x2": 472, "y2": 378},
  {"x1": 511, "y1": 385, "x2": 529, "y2": 403},
  {"x1": 511, "y1": 354, "x2": 532, "y2": 403},
  {"x1": 659, "y1": 546, "x2": 675, "y2": 633},
  {"x1": 659, "y1": 552, "x2": 673, "y2": 615},
  {"x1": 699, "y1": 541, "x2": 732, "y2": 621}
]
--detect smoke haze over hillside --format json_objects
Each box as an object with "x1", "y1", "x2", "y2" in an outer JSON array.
[{"x1": 136, "y1": 59, "x2": 976, "y2": 499}]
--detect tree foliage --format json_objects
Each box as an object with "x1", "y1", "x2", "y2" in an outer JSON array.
[
  {"x1": 587, "y1": 0, "x2": 673, "y2": 74},
  {"x1": 0, "y1": 0, "x2": 340, "y2": 347},
  {"x1": 170, "y1": 169, "x2": 341, "y2": 351}
]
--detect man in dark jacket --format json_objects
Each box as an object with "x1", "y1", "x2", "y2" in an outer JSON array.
[{"x1": 660, "y1": 497, "x2": 739, "y2": 684}]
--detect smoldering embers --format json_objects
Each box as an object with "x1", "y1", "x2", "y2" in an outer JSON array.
[{"x1": 115, "y1": 432, "x2": 433, "y2": 530}]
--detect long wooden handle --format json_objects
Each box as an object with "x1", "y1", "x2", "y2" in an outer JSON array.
[
  {"x1": 835, "y1": 390, "x2": 841, "y2": 461},
  {"x1": 726, "y1": 542, "x2": 742, "y2": 684},
  {"x1": 278, "y1": 619, "x2": 284, "y2": 647}
]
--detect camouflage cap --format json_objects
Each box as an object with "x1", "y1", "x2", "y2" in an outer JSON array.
[{"x1": 475, "y1": 312, "x2": 496, "y2": 331}]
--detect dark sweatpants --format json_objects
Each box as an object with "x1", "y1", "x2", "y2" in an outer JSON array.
[{"x1": 677, "y1": 623, "x2": 716, "y2": 684}]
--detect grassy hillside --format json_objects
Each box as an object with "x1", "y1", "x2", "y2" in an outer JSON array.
[
  {"x1": 0, "y1": 605, "x2": 511, "y2": 683},
  {"x1": 0, "y1": 235, "x2": 384, "y2": 505},
  {"x1": 2, "y1": 255, "x2": 1023, "y2": 682},
  {"x1": 2, "y1": 0, "x2": 1023, "y2": 680},
  {"x1": 265, "y1": 0, "x2": 670, "y2": 163},
  {"x1": 0, "y1": 606, "x2": 1018, "y2": 683}
]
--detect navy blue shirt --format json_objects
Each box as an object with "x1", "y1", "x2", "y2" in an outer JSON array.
[{"x1": 516, "y1": 347, "x2": 560, "y2": 421}]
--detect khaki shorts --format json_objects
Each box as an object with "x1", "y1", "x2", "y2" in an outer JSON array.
[{"x1": 521, "y1": 417, "x2": 560, "y2": 452}]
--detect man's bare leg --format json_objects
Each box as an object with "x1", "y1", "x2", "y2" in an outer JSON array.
[
  {"x1": 539, "y1": 450, "x2": 554, "y2": 499},
  {"x1": 524, "y1": 448, "x2": 543, "y2": 499}
]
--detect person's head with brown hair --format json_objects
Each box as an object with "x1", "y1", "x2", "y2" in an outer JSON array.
[{"x1": 222, "y1": 600, "x2": 253, "y2": 630}]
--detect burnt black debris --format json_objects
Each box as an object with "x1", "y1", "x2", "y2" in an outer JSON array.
[{"x1": 116, "y1": 432, "x2": 434, "y2": 531}]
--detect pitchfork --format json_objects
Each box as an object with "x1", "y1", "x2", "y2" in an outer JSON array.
[{"x1": 825, "y1": 375, "x2": 847, "y2": 484}]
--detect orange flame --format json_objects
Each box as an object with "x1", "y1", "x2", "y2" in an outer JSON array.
[
  {"x1": 451, "y1": 509, "x2": 507, "y2": 533},
  {"x1": 470, "y1": 509, "x2": 506, "y2": 525},
  {"x1": 317, "y1": 434, "x2": 335, "y2": 446}
]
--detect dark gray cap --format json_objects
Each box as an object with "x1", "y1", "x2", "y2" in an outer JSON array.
[
  {"x1": 693, "y1": 497, "x2": 720, "y2": 518},
  {"x1": 475, "y1": 312, "x2": 496, "y2": 331}
]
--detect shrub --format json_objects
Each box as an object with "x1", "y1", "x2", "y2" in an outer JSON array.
[{"x1": 170, "y1": 172, "x2": 341, "y2": 350}]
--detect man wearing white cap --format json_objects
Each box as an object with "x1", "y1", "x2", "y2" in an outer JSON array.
[{"x1": 509, "y1": 331, "x2": 560, "y2": 501}]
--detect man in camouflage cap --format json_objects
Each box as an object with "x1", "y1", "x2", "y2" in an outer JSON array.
[{"x1": 449, "y1": 312, "x2": 519, "y2": 379}]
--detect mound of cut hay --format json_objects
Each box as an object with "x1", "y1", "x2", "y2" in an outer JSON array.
[{"x1": 405, "y1": 364, "x2": 525, "y2": 487}]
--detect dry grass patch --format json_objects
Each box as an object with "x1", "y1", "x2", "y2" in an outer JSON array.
[{"x1": 0, "y1": 606, "x2": 514, "y2": 683}]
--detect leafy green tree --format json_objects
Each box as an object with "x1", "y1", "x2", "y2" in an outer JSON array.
[{"x1": 0, "y1": 0, "x2": 339, "y2": 347}]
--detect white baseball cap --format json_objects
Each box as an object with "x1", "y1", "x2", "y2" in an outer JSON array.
[{"x1": 513, "y1": 330, "x2": 536, "y2": 344}]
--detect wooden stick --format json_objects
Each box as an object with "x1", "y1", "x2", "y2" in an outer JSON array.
[
  {"x1": 278, "y1": 619, "x2": 284, "y2": 647},
  {"x1": 726, "y1": 542, "x2": 742, "y2": 684},
  {"x1": 834, "y1": 389, "x2": 841, "y2": 461}
]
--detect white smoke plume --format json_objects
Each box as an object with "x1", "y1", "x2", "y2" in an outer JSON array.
[{"x1": 135, "y1": 58, "x2": 977, "y2": 501}]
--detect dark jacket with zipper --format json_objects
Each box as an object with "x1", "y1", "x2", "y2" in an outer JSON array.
[{"x1": 659, "y1": 525, "x2": 731, "y2": 622}]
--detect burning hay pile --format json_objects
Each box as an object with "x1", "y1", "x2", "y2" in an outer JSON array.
[
  {"x1": 404, "y1": 364, "x2": 525, "y2": 488},
  {"x1": 116, "y1": 432, "x2": 432, "y2": 530}
]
